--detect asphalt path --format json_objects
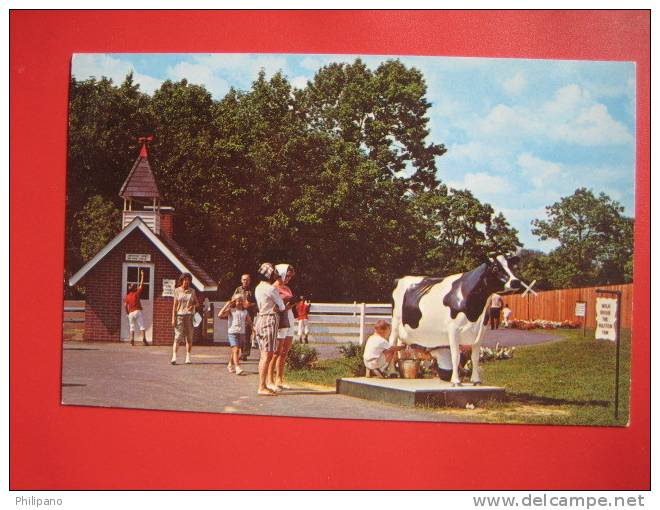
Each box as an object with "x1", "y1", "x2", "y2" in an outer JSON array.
[{"x1": 61, "y1": 329, "x2": 559, "y2": 422}]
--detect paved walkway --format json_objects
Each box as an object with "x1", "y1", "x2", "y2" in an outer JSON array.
[{"x1": 61, "y1": 329, "x2": 558, "y2": 422}]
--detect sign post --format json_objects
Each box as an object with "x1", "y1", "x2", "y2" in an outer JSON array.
[
  {"x1": 595, "y1": 289, "x2": 622, "y2": 420},
  {"x1": 575, "y1": 301, "x2": 587, "y2": 336}
]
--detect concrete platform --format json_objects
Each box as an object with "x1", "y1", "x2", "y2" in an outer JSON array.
[{"x1": 336, "y1": 377, "x2": 506, "y2": 408}]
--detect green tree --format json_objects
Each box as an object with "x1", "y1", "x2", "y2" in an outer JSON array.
[
  {"x1": 66, "y1": 73, "x2": 152, "y2": 272},
  {"x1": 515, "y1": 249, "x2": 554, "y2": 291},
  {"x1": 531, "y1": 188, "x2": 634, "y2": 287},
  {"x1": 303, "y1": 58, "x2": 446, "y2": 186},
  {"x1": 410, "y1": 185, "x2": 521, "y2": 276},
  {"x1": 75, "y1": 195, "x2": 121, "y2": 262}
]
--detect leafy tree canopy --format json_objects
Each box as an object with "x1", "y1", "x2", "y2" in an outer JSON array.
[{"x1": 71, "y1": 61, "x2": 643, "y2": 301}]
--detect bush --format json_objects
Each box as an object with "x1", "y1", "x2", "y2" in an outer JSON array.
[
  {"x1": 286, "y1": 343, "x2": 319, "y2": 370},
  {"x1": 338, "y1": 342, "x2": 364, "y2": 359},
  {"x1": 337, "y1": 342, "x2": 366, "y2": 376}
]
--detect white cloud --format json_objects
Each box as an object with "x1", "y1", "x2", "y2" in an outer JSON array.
[
  {"x1": 166, "y1": 61, "x2": 230, "y2": 97},
  {"x1": 300, "y1": 56, "x2": 323, "y2": 71},
  {"x1": 291, "y1": 76, "x2": 310, "y2": 89},
  {"x1": 470, "y1": 83, "x2": 633, "y2": 147},
  {"x1": 446, "y1": 172, "x2": 510, "y2": 196},
  {"x1": 72, "y1": 54, "x2": 163, "y2": 94},
  {"x1": 552, "y1": 103, "x2": 633, "y2": 145},
  {"x1": 502, "y1": 71, "x2": 527, "y2": 95},
  {"x1": 543, "y1": 84, "x2": 588, "y2": 117},
  {"x1": 516, "y1": 153, "x2": 563, "y2": 189}
]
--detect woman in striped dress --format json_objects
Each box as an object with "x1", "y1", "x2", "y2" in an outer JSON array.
[{"x1": 253, "y1": 263, "x2": 286, "y2": 396}]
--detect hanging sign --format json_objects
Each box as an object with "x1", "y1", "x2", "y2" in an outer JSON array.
[
  {"x1": 575, "y1": 301, "x2": 586, "y2": 317},
  {"x1": 162, "y1": 279, "x2": 176, "y2": 297},
  {"x1": 126, "y1": 253, "x2": 151, "y2": 262},
  {"x1": 595, "y1": 297, "x2": 618, "y2": 341}
]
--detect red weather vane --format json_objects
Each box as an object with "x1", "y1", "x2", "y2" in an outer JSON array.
[
  {"x1": 138, "y1": 135, "x2": 154, "y2": 157},
  {"x1": 138, "y1": 135, "x2": 154, "y2": 144}
]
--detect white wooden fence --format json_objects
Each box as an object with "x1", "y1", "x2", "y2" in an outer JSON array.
[{"x1": 211, "y1": 302, "x2": 392, "y2": 344}]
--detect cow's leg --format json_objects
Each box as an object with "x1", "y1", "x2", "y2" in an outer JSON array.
[
  {"x1": 389, "y1": 313, "x2": 401, "y2": 346},
  {"x1": 448, "y1": 327, "x2": 462, "y2": 386},
  {"x1": 470, "y1": 325, "x2": 487, "y2": 385}
]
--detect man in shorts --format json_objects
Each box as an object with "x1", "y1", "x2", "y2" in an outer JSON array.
[{"x1": 124, "y1": 269, "x2": 147, "y2": 346}]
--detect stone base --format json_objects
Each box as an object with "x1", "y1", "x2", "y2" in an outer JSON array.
[{"x1": 336, "y1": 377, "x2": 506, "y2": 408}]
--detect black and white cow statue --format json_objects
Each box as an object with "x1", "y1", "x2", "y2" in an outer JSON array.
[{"x1": 389, "y1": 254, "x2": 522, "y2": 386}]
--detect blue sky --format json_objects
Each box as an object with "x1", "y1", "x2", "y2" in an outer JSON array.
[{"x1": 72, "y1": 53, "x2": 636, "y2": 252}]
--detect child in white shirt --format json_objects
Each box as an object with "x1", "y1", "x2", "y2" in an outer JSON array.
[
  {"x1": 219, "y1": 297, "x2": 248, "y2": 375},
  {"x1": 363, "y1": 320, "x2": 406, "y2": 377}
]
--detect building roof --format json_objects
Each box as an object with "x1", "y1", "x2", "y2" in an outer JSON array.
[
  {"x1": 118, "y1": 146, "x2": 161, "y2": 199},
  {"x1": 69, "y1": 217, "x2": 217, "y2": 292}
]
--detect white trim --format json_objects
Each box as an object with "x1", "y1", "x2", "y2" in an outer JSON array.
[{"x1": 68, "y1": 217, "x2": 217, "y2": 292}]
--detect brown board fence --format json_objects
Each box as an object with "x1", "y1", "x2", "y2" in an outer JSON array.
[
  {"x1": 504, "y1": 283, "x2": 632, "y2": 329},
  {"x1": 63, "y1": 300, "x2": 85, "y2": 341}
]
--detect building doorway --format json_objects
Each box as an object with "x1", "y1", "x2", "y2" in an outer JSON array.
[{"x1": 120, "y1": 263, "x2": 154, "y2": 343}]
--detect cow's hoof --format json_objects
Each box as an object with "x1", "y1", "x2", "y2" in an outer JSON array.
[
  {"x1": 451, "y1": 382, "x2": 462, "y2": 387},
  {"x1": 472, "y1": 381, "x2": 482, "y2": 386}
]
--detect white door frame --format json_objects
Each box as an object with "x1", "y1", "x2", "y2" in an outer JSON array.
[{"x1": 120, "y1": 262, "x2": 155, "y2": 343}]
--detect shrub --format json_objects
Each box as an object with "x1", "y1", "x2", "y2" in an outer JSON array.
[
  {"x1": 338, "y1": 342, "x2": 364, "y2": 359},
  {"x1": 337, "y1": 343, "x2": 366, "y2": 376},
  {"x1": 286, "y1": 343, "x2": 319, "y2": 370}
]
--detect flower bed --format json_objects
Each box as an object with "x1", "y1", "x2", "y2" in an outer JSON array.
[{"x1": 508, "y1": 319, "x2": 581, "y2": 330}]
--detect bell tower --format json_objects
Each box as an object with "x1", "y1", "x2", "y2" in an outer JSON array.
[{"x1": 118, "y1": 136, "x2": 164, "y2": 234}]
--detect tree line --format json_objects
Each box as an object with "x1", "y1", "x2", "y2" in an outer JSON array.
[{"x1": 66, "y1": 58, "x2": 634, "y2": 301}]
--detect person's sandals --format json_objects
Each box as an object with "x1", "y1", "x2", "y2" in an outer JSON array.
[
  {"x1": 257, "y1": 388, "x2": 277, "y2": 396},
  {"x1": 235, "y1": 366, "x2": 244, "y2": 376},
  {"x1": 276, "y1": 383, "x2": 291, "y2": 390},
  {"x1": 266, "y1": 384, "x2": 282, "y2": 393}
]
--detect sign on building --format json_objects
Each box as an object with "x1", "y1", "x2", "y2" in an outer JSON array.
[
  {"x1": 126, "y1": 253, "x2": 151, "y2": 262},
  {"x1": 575, "y1": 301, "x2": 586, "y2": 317},
  {"x1": 595, "y1": 297, "x2": 618, "y2": 341},
  {"x1": 162, "y1": 279, "x2": 176, "y2": 297}
]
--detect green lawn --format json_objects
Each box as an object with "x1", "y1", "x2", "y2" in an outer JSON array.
[{"x1": 287, "y1": 329, "x2": 632, "y2": 426}]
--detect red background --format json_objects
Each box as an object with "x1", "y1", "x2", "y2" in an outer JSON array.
[{"x1": 10, "y1": 10, "x2": 650, "y2": 489}]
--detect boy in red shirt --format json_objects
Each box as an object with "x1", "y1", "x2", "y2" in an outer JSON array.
[
  {"x1": 124, "y1": 269, "x2": 147, "y2": 346},
  {"x1": 295, "y1": 296, "x2": 311, "y2": 344}
]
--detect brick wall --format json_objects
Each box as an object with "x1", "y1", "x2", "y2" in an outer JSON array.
[{"x1": 80, "y1": 229, "x2": 209, "y2": 345}]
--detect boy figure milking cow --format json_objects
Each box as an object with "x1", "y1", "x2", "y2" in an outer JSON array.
[{"x1": 124, "y1": 269, "x2": 147, "y2": 346}]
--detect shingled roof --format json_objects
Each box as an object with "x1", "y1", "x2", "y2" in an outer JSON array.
[
  {"x1": 157, "y1": 231, "x2": 217, "y2": 290},
  {"x1": 69, "y1": 217, "x2": 217, "y2": 292},
  {"x1": 118, "y1": 144, "x2": 160, "y2": 199}
]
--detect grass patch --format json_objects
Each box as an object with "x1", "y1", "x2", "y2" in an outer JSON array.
[
  {"x1": 287, "y1": 330, "x2": 632, "y2": 426},
  {"x1": 475, "y1": 328, "x2": 631, "y2": 426},
  {"x1": 287, "y1": 357, "x2": 362, "y2": 387}
]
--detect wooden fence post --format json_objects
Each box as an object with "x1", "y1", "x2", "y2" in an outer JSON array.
[{"x1": 359, "y1": 302, "x2": 366, "y2": 345}]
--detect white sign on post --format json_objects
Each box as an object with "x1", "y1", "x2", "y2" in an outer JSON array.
[
  {"x1": 595, "y1": 297, "x2": 618, "y2": 341},
  {"x1": 126, "y1": 253, "x2": 151, "y2": 262},
  {"x1": 162, "y1": 279, "x2": 176, "y2": 297},
  {"x1": 575, "y1": 302, "x2": 586, "y2": 317}
]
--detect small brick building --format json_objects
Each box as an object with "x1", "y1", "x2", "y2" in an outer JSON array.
[{"x1": 69, "y1": 143, "x2": 217, "y2": 345}]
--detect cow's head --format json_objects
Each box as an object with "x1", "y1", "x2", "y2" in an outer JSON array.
[{"x1": 487, "y1": 254, "x2": 522, "y2": 291}]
